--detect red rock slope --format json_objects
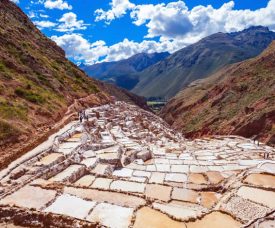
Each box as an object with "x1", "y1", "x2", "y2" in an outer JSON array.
[
  {"x1": 160, "y1": 41, "x2": 275, "y2": 145},
  {"x1": 0, "y1": 0, "x2": 147, "y2": 169}
]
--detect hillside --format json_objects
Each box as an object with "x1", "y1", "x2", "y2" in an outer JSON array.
[
  {"x1": 160, "y1": 41, "x2": 275, "y2": 145},
  {"x1": 132, "y1": 26, "x2": 275, "y2": 99},
  {"x1": 0, "y1": 0, "x2": 147, "y2": 169},
  {"x1": 81, "y1": 52, "x2": 169, "y2": 90},
  {"x1": 96, "y1": 81, "x2": 150, "y2": 111}
]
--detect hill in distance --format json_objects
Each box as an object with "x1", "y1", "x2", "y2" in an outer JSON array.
[
  {"x1": 160, "y1": 41, "x2": 275, "y2": 145},
  {"x1": 132, "y1": 26, "x2": 275, "y2": 99},
  {"x1": 0, "y1": 0, "x2": 148, "y2": 169},
  {"x1": 80, "y1": 52, "x2": 170, "y2": 90}
]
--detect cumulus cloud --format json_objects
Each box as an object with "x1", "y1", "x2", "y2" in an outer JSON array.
[
  {"x1": 52, "y1": 0, "x2": 275, "y2": 64},
  {"x1": 34, "y1": 20, "x2": 57, "y2": 29},
  {"x1": 40, "y1": 13, "x2": 49, "y2": 18},
  {"x1": 10, "y1": 0, "x2": 19, "y2": 3},
  {"x1": 95, "y1": 0, "x2": 275, "y2": 41},
  {"x1": 55, "y1": 12, "x2": 89, "y2": 32},
  {"x1": 51, "y1": 34, "x2": 108, "y2": 64},
  {"x1": 95, "y1": 0, "x2": 135, "y2": 24},
  {"x1": 51, "y1": 33, "x2": 183, "y2": 64},
  {"x1": 131, "y1": 1, "x2": 192, "y2": 39},
  {"x1": 44, "y1": 0, "x2": 72, "y2": 10},
  {"x1": 28, "y1": 11, "x2": 37, "y2": 19}
]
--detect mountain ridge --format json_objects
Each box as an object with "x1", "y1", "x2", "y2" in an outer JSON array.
[
  {"x1": 132, "y1": 26, "x2": 275, "y2": 99},
  {"x1": 160, "y1": 41, "x2": 275, "y2": 145},
  {"x1": 81, "y1": 52, "x2": 170, "y2": 90}
]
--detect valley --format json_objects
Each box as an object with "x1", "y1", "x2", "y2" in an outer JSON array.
[
  {"x1": 0, "y1": 102, "x2": 274, "y2": 227},
  {"x1": 0, "y1": 0, "x2": 275, "y2": 227}
]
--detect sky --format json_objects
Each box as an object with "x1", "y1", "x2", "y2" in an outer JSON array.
[{"x1": 11, "y1": 0, "x2": 275, "y2": 64}]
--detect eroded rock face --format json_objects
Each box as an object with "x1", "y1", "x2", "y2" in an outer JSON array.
[{"x1": 0, "y1": 102, "x2": 274, "y2": 227}]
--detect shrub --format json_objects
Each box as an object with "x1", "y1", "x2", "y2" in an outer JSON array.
[
  {"x1": 15, "y1": 88, "x2": 45, "y2": 104},
  {"x1": 0, "y1": 102, "x2": 28, "y2": 120}
]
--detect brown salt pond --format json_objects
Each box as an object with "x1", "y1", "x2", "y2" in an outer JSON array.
[
  {"x1": 200, "y1": 192, "x2": 220, "y2": 209},
  {"x1": 244, "y1": 173, "x2": 275, "y2": 188},
  {"x1": 133, "y1": 207, "x2": 186, "y2": 228},
  {"x1": 73, "y1": 175, "x2": 95, "y2": 187},
  {"x1": 66, "y1": 133, "x2": 83, "y2": 142},
  {"x1": 145, "y1": 184, "x2": 172, "y2": 202},
  {"x1": 64, "y1": 186, "x2": 146, "y2": 208},
  {"x1": 35, "y1": 153, "x2": 64, "y2": 166},
  {"x1": 186, "y1": 211, "x2": 241, "y2": 228},
  {"x1": 188, "y1": 173, "x2": 208, "y2": 185},
  {"x1": 144, "y1": 159, "x2": 154, "y2": 165},
  {"x1": 172, "y1": 188, "x2": 199, "y2": 203},
  {"x1": 1, "y1": 185, "x2": 56, "y2": 210},
  {"x1": 206, "y1": 171, "x2": 224, "y2": 184}
]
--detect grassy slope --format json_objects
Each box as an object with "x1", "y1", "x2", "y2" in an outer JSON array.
[
  {"x1": 133, "y1": 27, "x2": 275, "y2": 99},
  {"x1": 0, "y1": 0, "x2": 110, "y2": 168},
  {"x1": 160, "y1": 42, "x2": 275, "y2": 144},
  {"x1": 81, "y1": 52, "x2": 169, "y2": 90}
]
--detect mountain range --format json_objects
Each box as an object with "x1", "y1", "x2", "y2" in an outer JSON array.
[
  {"x1": 80, "y1": 52, "x2": 169, "y2": 90},
  {"x1": 132, "y1": 26, "x2": 275, "y2": 99},
  {"x1": 160, "y1": 41, "x2": 275, "y2": 145}
]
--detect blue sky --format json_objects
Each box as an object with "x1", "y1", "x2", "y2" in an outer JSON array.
[{"x1": 13, "y1": 0, "x2": 275, "y2": 64}]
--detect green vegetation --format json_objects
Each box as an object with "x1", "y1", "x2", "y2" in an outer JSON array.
[
  {"x1": 0, "y1": 61, "x2": 13, "y2": 80},
  {"x1": 133, "y1": 27, "x2": 275, "y2": 99},
  {"x1": 147, "y1": 101, "x2": 166, "y2": 113},
  {"x1": 0, "y1": 102, "x2": 28, "y2": 120},
  {"x1": 15, "y1": 87, "x2": 45, "y2": 104}
]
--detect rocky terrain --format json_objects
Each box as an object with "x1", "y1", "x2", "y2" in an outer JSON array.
[
  {"x1": 81, "y1": 52, "x2": 169, "y2": 90},
  {"x1": 0, "y1": 102, "x2": 274, "y2": 227},
  {"x1": 0, "y1": 0, "x2": 148, "y2": 170},
  {"x1": 161, "y1": 41, "x2": 275, "y2": 145},
  {"x1": 132, "y1": 26, "x2": 275, "y2": 99}
]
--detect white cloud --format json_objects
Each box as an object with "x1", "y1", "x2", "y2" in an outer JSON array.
[
  {"x1": 51, "y1": 33, "x2": 181, "y2": 64},
  {"x1": 28, "y1": 11, "x2": 37, "y2": 18},
  {"x1": 10, "y1": 0, "x2": 19, "y2": 3},
  {"x1": 95, "y1": 0, "x2": 135, "y2": 24},
  {"x1": 52, "y1": 0, "x2": 275, "y2": 64},
  {"x1": 44, "y1": 0, "x2": 72, "y2": 10},
  {"x1": 40, "y1": 13, "x2": 49, "y2": 18},
  {"x1": 51, "y1": 34, "x2": 108, "y2": 64},
  {"x1": 55, "y1": 12, "x2": 88, "y2": 32},
  {"x1": 34, "y1": 20, "x2": 57, "y2": 29},
  {"x1": 95, "y1": 0, "x2": 275, "y2": 41},
  {"x1": 131, "y1": 1, "x2": 192, "y2": 39}
]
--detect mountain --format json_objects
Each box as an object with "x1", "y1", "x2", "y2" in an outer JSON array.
[
  {"x1": 96, "y1": 81, "x2": 150, "y2": 112},
  {"x1": 0, "y1": 0, "x2": 148, "y2": 169},
  {"x1": 80, "y1": 52, "x2": 170, "y2": 90},
  {"x1": 132, "y1": 26, "x2": 275, "y2": 99},
  {"x1": 160, "y1": 41, "x2": 275, "y2": 145}
]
